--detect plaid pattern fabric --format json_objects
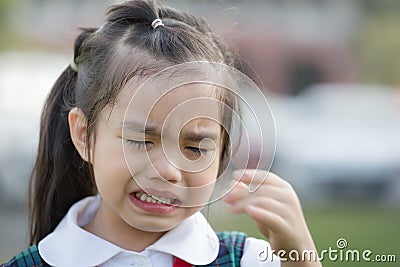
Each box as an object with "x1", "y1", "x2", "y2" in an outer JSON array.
[
  {"x1": 198, "y1": 231, "x2": 247, "y2": 267},
  {"x1": 1, "y1": 245, "x2": 49, "y2": 267},
  {"x1": 1, "y1": 231, "x2": 246, "y2": 267}
]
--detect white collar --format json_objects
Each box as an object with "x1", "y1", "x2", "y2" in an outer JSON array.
[{"x1": 38, "y1": 195, "x2": 219, "y2": 267}]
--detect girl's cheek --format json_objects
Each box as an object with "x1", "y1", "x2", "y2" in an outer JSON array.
[
  {"x1": 123, "y1": 150, "x2": 157, "y2": 174},
  {"x1": 186, "y1": 171, "x2": 217, "y2": 188}
]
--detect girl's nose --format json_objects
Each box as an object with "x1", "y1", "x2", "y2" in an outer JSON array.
[{"x1": 150, "y1": 154, "x2": 183, "y2": 184}]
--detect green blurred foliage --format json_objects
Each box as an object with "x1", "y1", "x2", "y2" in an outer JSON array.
[
  {"x1": 0, "y1": 0, "x2": 21, "y2": 50},
  {"x1": 0, "y1": 0, "x2": 11, "y2": 31},
  {"x1": 356, "y1": 1, "x2": 400, "y2": 86}
]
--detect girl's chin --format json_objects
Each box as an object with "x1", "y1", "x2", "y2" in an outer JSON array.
[{"x1": 125, "y1": 217, "x2": 180, "y2": 233}]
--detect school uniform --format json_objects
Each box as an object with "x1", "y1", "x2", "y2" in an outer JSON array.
[{"x1": 3, "y1": 196, "x2": 280, "y2": 267}]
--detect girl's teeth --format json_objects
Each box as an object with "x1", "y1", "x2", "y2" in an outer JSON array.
[{"x1": 135, "y1": 192, "x2": 174, "y2": 204}]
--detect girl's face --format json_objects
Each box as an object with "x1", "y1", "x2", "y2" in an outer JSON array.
[{"x1": 91, "y1": 82, "x2": 223, "y2": 232}]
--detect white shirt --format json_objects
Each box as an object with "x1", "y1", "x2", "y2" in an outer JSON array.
[{"x1": 38, "y1": 196, "x2": 280, "y2": 267}]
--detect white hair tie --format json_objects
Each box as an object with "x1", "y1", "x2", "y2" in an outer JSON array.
[{"x1": 151, "y1": 18, "x2": 164, "y2": 29}]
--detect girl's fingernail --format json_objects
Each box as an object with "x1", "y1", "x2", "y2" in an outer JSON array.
[
  {"x1": 246, "y1": 205, "x2": 262, "y2": 216},
  {"x1": 232, "y1": 169, "x2": 243, "y2": 180},
  {"x1": 237, "y1": 182, "x2": 248, "y2": 189}
]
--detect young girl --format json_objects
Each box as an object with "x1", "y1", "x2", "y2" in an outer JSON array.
[{"x1": 2, "y1": 1, "x2": 321, "y2": 266}]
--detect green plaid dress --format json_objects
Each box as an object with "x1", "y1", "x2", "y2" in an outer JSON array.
[{"x1": 1, "y1": 231, "x2": 247, "y2": 267}]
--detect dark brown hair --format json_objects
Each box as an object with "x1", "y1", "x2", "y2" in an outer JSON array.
[{"x1": 29, "y1": 0, "x2": 238, "y2": 244}]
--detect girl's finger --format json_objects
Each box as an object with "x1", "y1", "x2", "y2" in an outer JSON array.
[
  {"x1": 222, "y1": 181, "x2": 248, "y2": 202},
  {"x1": 233, "y1": 170, "x2": 289, "y2": 189},
  {"x1": 245, "y1": 205, "x2": 287, "y2": 234},
  {"x1": 223, "y1": 182, "x2": 288, "y2": 204},
  {"x1": 226, "y1": 196, "x2": 286, "y2": 218}
]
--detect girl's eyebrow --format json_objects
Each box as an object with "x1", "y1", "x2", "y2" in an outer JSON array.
[
  {"x1": 121, "y1": 121, "x2": 220, "y2": 141},
  {"x1": 121, "y1": 120, "x2": 159, "y2": 135},
  {"x1": 180, "y1": 131, "x2": 220, "y2": 142}
]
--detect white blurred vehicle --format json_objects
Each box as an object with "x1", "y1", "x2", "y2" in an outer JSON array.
[
  {"x1": 268, "y1": 84, "x2": 400, "y2": 205},
  {"x1": 0, "y1": 52, "x2": 69, "y2": 206}
]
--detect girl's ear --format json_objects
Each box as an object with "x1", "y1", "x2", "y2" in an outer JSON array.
[{"x1": 68, "y1": 107, "x2": 90, "y2": 162}]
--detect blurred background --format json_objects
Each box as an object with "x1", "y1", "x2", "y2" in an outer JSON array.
[{"x1": 1, "y1": 0, "x2": 399, "y2": 266}]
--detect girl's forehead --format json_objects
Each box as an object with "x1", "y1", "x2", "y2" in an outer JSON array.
[
  {"x1": 112, "y1": 81, "x2": 223, "y2": 126},
  {"x1": 119, "y1": 81, "x2": 219, "y2": 104}
]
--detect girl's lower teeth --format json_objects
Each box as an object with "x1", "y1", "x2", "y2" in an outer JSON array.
[{"x1": 135, "y1": 192, "x2": 172, "y2": 204}]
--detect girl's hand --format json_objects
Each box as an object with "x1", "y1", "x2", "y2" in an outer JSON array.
[{"x1": 222, "y1": 170, "x2": 322, "y2": 267}]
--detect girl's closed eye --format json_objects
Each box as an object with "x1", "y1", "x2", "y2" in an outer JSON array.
[
  {"x1": 125, "y1": 139, "x2": 154, "y2": 150},
  {"x1": 184, "y1": 146, "x2": 214, "y2": 160}
]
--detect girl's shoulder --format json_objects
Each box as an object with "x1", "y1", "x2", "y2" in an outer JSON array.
[{"x1": 1, "y1": 245, "x2": 49, "y2": 267}]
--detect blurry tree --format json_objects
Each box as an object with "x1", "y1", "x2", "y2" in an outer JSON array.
[
  {"x1": 0, "y1": 0, "x2": 22, "y2": 50},
  {"x1": 356, "y1": 0, "x2": 400, "y2": 85},
  {"x1": 0, "y1": 0, "x2": 11, "y2": 48},
  {"x1": 361, "y1": 0, "x2": 400, "y2": 12}
]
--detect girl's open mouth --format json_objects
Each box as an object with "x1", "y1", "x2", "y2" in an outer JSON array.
[
  {"x1": 133, "y1": 192, "x2": 181, "y2": 205},
  {"x1": 129, "y1": 190, "x2": 182, "y2": 214}
]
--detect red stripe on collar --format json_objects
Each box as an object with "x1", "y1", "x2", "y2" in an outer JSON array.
[{"x1": 173, "y1": 257, "x2": 192, "y2": 267}]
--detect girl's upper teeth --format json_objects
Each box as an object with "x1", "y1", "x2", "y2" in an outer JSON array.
[{"x1": 135, "y1": 192, "x2": 173, "y2": 204}]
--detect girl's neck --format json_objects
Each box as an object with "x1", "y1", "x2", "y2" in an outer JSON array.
[{"x1": 83, "y1": 199, "x2": 165, "y2": 252}]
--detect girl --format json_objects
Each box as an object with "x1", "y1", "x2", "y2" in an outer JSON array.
[{"x1": 2, "y1": 1, "x2": 321, "y2": 266}]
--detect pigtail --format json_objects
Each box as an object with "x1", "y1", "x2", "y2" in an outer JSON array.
[
  {"x1": 159, "y1": 7, "x2": 238, "y2": 67},
  {"x1": 107, "y1": 0, "x2": 159, "y2": 25},
  {"x1": 28, "y1": 29, "x2": 97, "y2": 245}
]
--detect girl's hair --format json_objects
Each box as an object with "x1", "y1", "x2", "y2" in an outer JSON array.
[{"x1": 29, "y1": 0, "x2": 238, "y2": 244}]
